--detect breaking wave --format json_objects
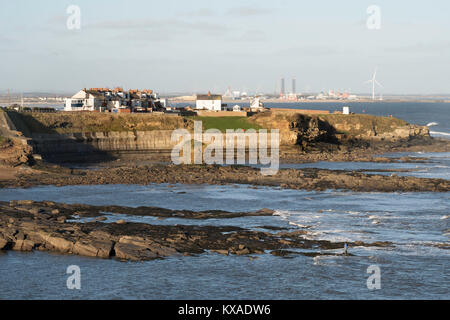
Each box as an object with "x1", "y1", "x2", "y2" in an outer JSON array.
[{"x1": 430, "y1": 131, "x2": 450, "y2": 137}]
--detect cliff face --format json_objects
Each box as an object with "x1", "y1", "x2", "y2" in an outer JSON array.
[
  {"x1": 0, "y1": 110, "x2": 33, "y2": 166},
  {"x1": 0, "y1": 138, "x2": 33, "y2": 166},
  {"x1": 4, "y1": 110, "x2": 431, "y2": 162},
  {"x1": 317, "y1": 114, "x2": 429, "y2": 141},
  {"x1": 250, "y1": 112, "x2": 430, "y2": 148}
]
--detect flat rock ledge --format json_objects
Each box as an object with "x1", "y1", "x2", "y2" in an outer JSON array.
[
  {"x1": 0, "y1": 201, "x2": 391, "y2": 261},
  {"x1": 7, "y1": 164, "x2": 450, "y2": 192}
]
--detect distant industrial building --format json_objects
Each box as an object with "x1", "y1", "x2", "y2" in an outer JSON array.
[
  {"x1": 280, "y1": 78, "x2": 285, "y2": 97},
  {"x1": 279, "y1": 77, "x2": 297, "y2": 100}
]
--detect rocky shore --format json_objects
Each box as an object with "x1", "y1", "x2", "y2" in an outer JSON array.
[
  {"x1": 0, "y1": 201, "x2": 391, "y2": 261},
  {"x1": 279, "y1": 137, "x2": 450, "y2": 163},
  {"x1": 3, "y1": 163, "x2": 449, "y2": 192},
  {"x1": 6, "y1": 108, "x2": 449, "y2": 166}
]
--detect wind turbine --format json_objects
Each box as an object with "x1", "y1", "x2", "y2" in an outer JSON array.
[{"x1": 365, "y1": 68, "x2": 383, "y2": 100}]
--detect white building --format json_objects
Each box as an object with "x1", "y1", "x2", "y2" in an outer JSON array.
[
  {"x1": 195, "y1": 94, "x2": 222, "y2": 111},
  {"x1": 64, "y1": 88, "x2": 157, "y2": 112},
  {"x1": 64, "y1": 89, "x2": 105, "y2": 111},
  {"x1": 249, "y1": 97, "x2": 264, "y2": 112},
  {"x1": 159, "y1": 98, "x2": 168, "y2": 108},
  {"x1": 343, "y1": 106, "x2": 350, "y2": 115}
]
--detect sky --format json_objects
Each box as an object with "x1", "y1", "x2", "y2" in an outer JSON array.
[{"x1": 0, "y1": 0, "x2": 449, "y2": 95}]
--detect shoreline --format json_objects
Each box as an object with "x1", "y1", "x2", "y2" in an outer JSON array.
[
  {"x1": 2, "y1": 162, "x2": 449, "y2": 192},
  {"x1": 0, "y1": 136, "x2": 449, "y2": 192},
  {"x1": 170, "y1": 98, "x2": 450, "y2": 104},
  {"x1": 1, "y1": 136, "x2": 449, "y2": 192}
]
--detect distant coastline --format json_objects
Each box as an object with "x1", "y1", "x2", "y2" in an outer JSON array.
[
  {"x1": 169, "y1": 97, "x2": 450, "y2": 104},
  {"x1": 257, "y1": 98, "x2": 450, "y2": 104}
]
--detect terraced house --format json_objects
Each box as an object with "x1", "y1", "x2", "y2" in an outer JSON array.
[{"x1": 64, "y1": 87, "x2": 159, "y2": 113}]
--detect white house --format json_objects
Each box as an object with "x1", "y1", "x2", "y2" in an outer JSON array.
[
  {"x1": 107, "y1": 99, "x2": 122, "y2": 110},
  {"x1": 64, "y1": 89, "x2": 105, "y2": 111},
  {"x1": 343, "y1": 106, "x2": 350, "y2": 115},
  {"x1": 249, "y1": 97, "x2": 264, "y2": 112},
  {"x1": 232, "y1": 104, "x2": 241, "y2": 112},
  {"x1": 196, "y1": 94, "x2": 222, "y2": 111},
  {"x1": 64, "y1": 88, "x2": 158, "y2": 112},
  {"x1": 159, "y1": 98, "x2": 168, "y2": 108}
]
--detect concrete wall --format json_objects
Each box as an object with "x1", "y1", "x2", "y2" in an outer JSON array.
[
  {"x1": 270, "y1": 108, "x2": 330, "y2": 114},
  {"x1": 30, "y1": 130, "x2": 178, "y2": 155},
  {"x1": 30, "y1": 129, "x2": 282, "y2": 158},
  {"x1": 196, "y1": 110, "x2": 248, "y2": 117},
  {"x1": 0, "y1": 110, "x2": 31, "y2": 146}
]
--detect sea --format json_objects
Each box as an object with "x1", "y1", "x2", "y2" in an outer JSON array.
[{"x1": 0, "y1": 102, "x2": 448, "y2": 299}]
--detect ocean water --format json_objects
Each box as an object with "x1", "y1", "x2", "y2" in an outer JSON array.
[
  {"x1": 276, "y1": 152, "x2": 450, "y2": 180},
  {"x1": 0, "y1": 183, "x2": 448, "y2": 299}
]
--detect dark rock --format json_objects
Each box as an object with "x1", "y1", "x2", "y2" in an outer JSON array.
[
  {"x1": 0, "y1": 201, "x2": 392, "y2": 262},
  {"x1": 73, "y1": 239, "x2": 114, "y2": 258}
]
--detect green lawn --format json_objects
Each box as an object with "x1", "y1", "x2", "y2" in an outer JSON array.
[{"x1": 188, "y1": 116, "x2": 262, "y2": 132}]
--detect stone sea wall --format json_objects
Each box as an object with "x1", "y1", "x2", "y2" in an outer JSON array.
[{"x1": 31, "y1": 130, "x2": 177, "y2": 155}]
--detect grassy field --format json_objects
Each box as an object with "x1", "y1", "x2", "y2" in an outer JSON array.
[
  {"x1": 10, "y1": 112, "x2": 192, "y2": 134},
  {"x1": 8, "y1": 112, "x2": 262, "y2": 134},
  {"x1": 188, "y1": 116, "x2": 262, "y2": 132}
]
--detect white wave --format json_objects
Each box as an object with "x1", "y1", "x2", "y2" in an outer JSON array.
[
  {"x1": 288, "y1": 221, "x2": 310, "y2": 228},
  {"x1": 273, "y1": 210, "x2": 290, "y2": 219},
  {"x1": 426, "y1": 122, "x2": 439, "y2": 127},
  {"x1": 275, "y1": 210, "x2": 308, "y2": 226},
  {"x1": 368, "y1": 215, "x2": 382, "y2": 225},
  {"x1": 441, "y1": 215, "x2": 449, "y2": 220},
  {"x1": 430, "y1": 131, "x2": 450, "y2": 136}
]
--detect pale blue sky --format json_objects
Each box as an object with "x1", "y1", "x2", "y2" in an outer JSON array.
[{"x1": 1, "y1": 0, "x2": 449, "y2": 94}]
